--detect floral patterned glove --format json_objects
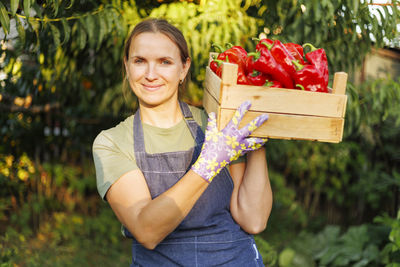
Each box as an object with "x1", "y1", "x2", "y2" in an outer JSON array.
[{"x1": 192, "y1": 101, "x2": 269, "y2": 183}]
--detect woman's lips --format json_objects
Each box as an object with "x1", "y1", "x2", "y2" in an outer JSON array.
[{"x1": 142, "y1": 84, "x2": 162, "y2": 91}]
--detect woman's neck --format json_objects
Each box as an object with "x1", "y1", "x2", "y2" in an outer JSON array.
[{"x1": 139, "y1": 100, "x2": 183, "y2": 128}]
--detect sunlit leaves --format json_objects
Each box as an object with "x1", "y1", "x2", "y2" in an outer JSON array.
[
  {"x1": 60, "y1": 18, "x2": 70, "y2": 44},
  {"x1": 15, "y1": 17, "x2": 25, "y2": 45},
  {"x1": 49, "y1": 23, "x2": 60, "y2": 49},
  {"x1": 10, "y1": 0, "x2": 19, "y2": 17},
  {"x1": 0, "y1": 2, "x2": 10, "y2": 35},
  {"x1": 23, "y1": 0, "x2": 32, "y2": 18},
  {"x1": 0, "y1": 1, "x2": 124, "y2": 52}
]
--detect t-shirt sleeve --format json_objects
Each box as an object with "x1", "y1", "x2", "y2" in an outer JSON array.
[{"x1": 92, "y1": 131, "x2": 138, "y2": 200}]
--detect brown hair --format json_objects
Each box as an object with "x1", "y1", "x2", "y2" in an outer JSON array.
[{"x1": 122, "y1": 18, "x2": 191, "y2": 99}]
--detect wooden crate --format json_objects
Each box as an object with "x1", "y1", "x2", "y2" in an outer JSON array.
[{"x1": 203, "y1": 54, "x2": 348, "y2": 143}]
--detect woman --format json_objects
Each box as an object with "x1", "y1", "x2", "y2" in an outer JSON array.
[{"x1": 93, "y1": 18, "x2": 273, "y2": 266}]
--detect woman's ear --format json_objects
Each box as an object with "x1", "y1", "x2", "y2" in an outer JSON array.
[{"x1": 181, "y1": 57, "x2": 191, "y2": 80}]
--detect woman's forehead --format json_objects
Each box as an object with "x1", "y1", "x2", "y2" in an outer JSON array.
[{"x1": 129, "y1": 32, "x2": 180, "y2": 56}]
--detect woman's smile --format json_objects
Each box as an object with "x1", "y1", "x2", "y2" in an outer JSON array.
[{"x1": 142, "y1": 83, "x2": 163, "y2": 92}]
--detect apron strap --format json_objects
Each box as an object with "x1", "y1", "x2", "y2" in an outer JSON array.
[{"x1": 179, "y1": 101, "x2": 205, "y2": 145}]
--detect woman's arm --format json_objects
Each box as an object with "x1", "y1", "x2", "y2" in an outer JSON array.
[
  {"x1": 229, "y1": 146, "x2": 273, "y2": 234},
  {"x1": 106, "y1": 169, "x2": 208, "y2": 250}
]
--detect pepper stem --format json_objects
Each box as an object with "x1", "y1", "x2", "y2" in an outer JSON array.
[
  {"x1": 212, "y1": 43, "x2": 225, "y2": 53},
  {"x1": 251, "y1": 70, "x2": 260, "y2": 77},
  {"x1": 214, "y1": 59, "x2": 224, "y2": 66},
  {"x1": 296, "y1": 84, "x2": 305, "y2": 90},
  {"x1": 292, "y1": 60, "x2": 304, "y2": 71},
  {"x1": 225, "y1": 43, "x2": 234, "y2": 49},
  {"x1": 264, "y1": 80, "x2": 274, "y2": 87},
  {"x1": 261, "y1": 41, "x2": 273, "y2": 50},
  {"x1": 247, "y1": 51, "x2": 260, "y2": 61},
  {"x1": 303, "y1": 43, "x2": 319, "y2": 52},
  {"x1": 251, "y1": 37, "x2": 260, "y2": 42}
]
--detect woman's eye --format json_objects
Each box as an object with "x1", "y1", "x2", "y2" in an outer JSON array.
[
  {"x1": 161, "y1": 60, "x2": 172, "y2": 65},
  {"x1": 133, "y1": 58, "x2": 144, "y2": 64}
]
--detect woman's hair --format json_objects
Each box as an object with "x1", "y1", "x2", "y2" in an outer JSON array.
[{"x1": 122, "y1": 18, "x2": 191, "y2": 100}]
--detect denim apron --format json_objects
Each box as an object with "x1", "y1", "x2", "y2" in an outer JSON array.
[{"x1": 127, "y1": 101, "x2": 264, "y2": 266}]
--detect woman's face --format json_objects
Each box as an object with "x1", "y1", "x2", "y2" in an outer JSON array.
[{"x1": 125, "y1": 32, "x2": 190, "y2": 108}]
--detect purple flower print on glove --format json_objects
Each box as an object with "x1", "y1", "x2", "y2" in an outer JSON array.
[{"x1": 191, "y1": 101, "x2": 269, "y2": 183}]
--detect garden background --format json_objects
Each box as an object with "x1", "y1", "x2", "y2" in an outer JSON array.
[{"x1": 1, "y1": 0, "x2": 400, "y2": 266}]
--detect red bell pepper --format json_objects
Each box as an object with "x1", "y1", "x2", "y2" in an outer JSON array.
[
  {"x1": 225, "y1": 43, "x2": 248, "y2": 62},
  {"x1": 265, "y1": 80, "x2": 283, "y2": 88},
  {"x1": 292, "y1": 60, "x2": 328, "y2": 93},
  {"x1": 212, "y1": 43, "x2": 249, "y2": 84},
  {"x1": 303, "y1": 43, "x2": 329, "y2": 88},
  {"x1": 247, "y1": 44, "x2": 294, "y2": 89},
  {"x1": 210, "y1": 44, "x2": 249, "y2": 84},
  {"x1": 237, "y1": 69, "x2": 250, "y2": 85},
  {"x1": 269, "y1": 40, "x2": 298, "y2": 77},
  {"x1": 284, "y1": 42, "x2": 305, "y2": 64},
  {"x1": 255, "y1": 38, "x2": 273, "y2": 52},
  {"x1": 246, "y1": 70, "x2": 268, "y2": 86},
  {"x1": 210, "y1": 58, "x2": 225, "y2": 77},
  {"x1": 212, "y1": 43, "x2": 247, "y2": 70}
]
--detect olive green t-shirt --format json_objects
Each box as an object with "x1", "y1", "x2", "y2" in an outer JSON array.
[{"x1": 92, "y1": 105, "x2": 244, "y2": 200}]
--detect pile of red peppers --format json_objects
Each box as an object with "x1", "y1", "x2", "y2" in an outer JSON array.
[{"x1": 209, "y1": 40, "x2": 329, "y2": 93}]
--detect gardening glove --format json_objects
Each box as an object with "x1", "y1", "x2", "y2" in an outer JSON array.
[{"x1": 191, "y1": 100, "x2": 269, "y2": 183}]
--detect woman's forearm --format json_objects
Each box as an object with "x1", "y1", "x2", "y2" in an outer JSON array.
[
  {"x1": 230, "y1": 147, "x2": 273, "y2": 234},
  {"x1": 107, "y1": 169, "x2": 208, "y2": 249}
]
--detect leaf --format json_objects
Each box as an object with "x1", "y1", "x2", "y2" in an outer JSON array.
[
  {"x1": 77, "y1": 21, "x2": 87, "y2": 50},
  {"x1": 15, "y1": 17, "x2": 25, "y2": 45},
  {"x1": 110, "y1": 8, "x2": 123, "y2": 35},
  {"x1": 353, "y1": 0, "x2": 359, "y2": 16},
  {"x1": 23, "y1": 0, "x2": 31, "y2": 18},
  {"x1": 50, "y1": 23, "x2": 61, "y2": 49},
  {"x1": 85, "y1": 14, "x2": 96, "y2": 48},
  {"x1": 66, "y1": 0, "x2": 75, "y2": 9},
  {"x1": 0, "y1": 2, "x2": 10, "y2": 35},
  {"x1": 11, "y1": 0, "x2": 19, "y2": 16},
  {"x1": 96, "y1": 15, "x2": 106, "y2": 50},
  {"x1": 53, "y1": 0, "x2": 59, "y2": 17},
  {"x1": 61, "y1": 18, "x2": 70, "y2": 44}
]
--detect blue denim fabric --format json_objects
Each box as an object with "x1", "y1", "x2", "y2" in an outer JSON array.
[{"x1": 128, "y1": 102, "x2": 264, "y2": 266}]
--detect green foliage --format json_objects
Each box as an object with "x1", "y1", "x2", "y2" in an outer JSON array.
[
  {"x1": 277, "y1": 212, "x2": 400, "y2": 267},
  {"x1": 375, "y1": 211, "x2": 400, "y2": 265},
  {"x1": 0, "y1": 205, "x2": 131, "y2": 266},
  {"x1": 254, "y1": 234, "x2": 278, "y2": 266}
]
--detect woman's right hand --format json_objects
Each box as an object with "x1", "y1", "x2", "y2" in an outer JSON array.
[{"x1": 191, "y1": 101, "x2": 269, "y2": 183}]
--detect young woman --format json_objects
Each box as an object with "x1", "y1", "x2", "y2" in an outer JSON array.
[{"x1": 93, "y1": 18, "x2": 273, "y2": 266}]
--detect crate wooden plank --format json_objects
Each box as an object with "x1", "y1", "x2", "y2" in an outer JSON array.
[
  {"x1": 332, "y1": 72, "x2": 348, "y2": 95},
  {"x1": 204, "y1": 65, "x2": 222, "y2": 102},
  {"x1": 219, "y1": 109, "x2": 344, "y2": 143},
  {"x1": 203, "y1": 87, "x2": 220, "y2": 118}
]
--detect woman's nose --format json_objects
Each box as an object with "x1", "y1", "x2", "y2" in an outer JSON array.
[{"x1": 145, "y1": 63, "x2": 158, "y2": 81}]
